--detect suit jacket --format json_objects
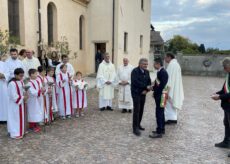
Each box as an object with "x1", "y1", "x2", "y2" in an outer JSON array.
[
  {"x1": 216, "y1": 73, "x2": 230, "y2": 111},
  {"x1": 131, "y1": 67, "x2": 151, "y2": 97},
  {"x1": 153, "y1": 68, "x2": 169, "y2": 98}
]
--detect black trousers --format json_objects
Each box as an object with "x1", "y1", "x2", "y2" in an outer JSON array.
[
  {"x1": 155, "y1": 96, "x2": 165, "y2": 134},
  {"x1": 224, "y1": 110, "x2": 230, "y2": 141},
  {"x1": 132, "y1": 95, "x2": 146, "y2": 131}
]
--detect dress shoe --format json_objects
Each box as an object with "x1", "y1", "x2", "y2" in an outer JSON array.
[
  {"x1": 215, "y1": 141, "x2": 230, "y2": 148},
  {"x1": 165, "y1": 120, "x2": 177, "y2": 125},
  {"x1": 100, "y1": 107, "x2": 105, "y2": 111},
  {"x1": 149, "y1": 133, "x2": 163, "y2": 138},
  {"x1": 122, "y1": 109, "x2": 127, "y2": 113},
  {"x1": 128, "y1": 109, "x2": 132, "y2": 113},
  {"x1": 152, "y1": 130, "x2": 165, "y2": 134},
  {"x1": 107, "y1": 106, "x2": 113, "y2": 111},
  {"x1": 139, "y1": 126, "x2": 145, "y2": 131},
  {"x1": 133, "y1": 130, "x2": 141, "y2": 136}
]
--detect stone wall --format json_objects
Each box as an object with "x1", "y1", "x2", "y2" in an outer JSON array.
[{"x1": 176, "y1": 54, "x2": 229, "y2": 77}]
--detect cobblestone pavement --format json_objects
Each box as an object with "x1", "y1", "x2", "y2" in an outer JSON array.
[{"x1": 0, "y1": 76, "x2": 230, "y2": 164}]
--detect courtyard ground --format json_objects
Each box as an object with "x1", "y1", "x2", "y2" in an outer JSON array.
[{"x1": 0, "y1": 76, "x2": 230, "y2": 164}]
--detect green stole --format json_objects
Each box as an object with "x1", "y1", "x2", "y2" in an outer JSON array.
[
  {"x1": 155, "y1": 78, "x2": 169, "y2": 108},
  {"x1": 224, "y1": 74, "x2": 230, "y2": 102}
]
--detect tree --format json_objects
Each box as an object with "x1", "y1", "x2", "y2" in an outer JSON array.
[
  {"x1": 165, "y1": 35, "x2": 230, "y2": 55},
  {"x1": 198, "y1": 44, "x2": 206, "y2": 53},
  {"x1": 0, "y1": 29, "x2": 10, "y2": 56},
  {"x1": 0, "y1": 28, "x2": 20, "y2": 56},
  {"x1": 206, "y1": 48, "x2": 219, "y2": 54},
  {"x1": 166, "y1": 35, "x2": 200, "y2": 54}
]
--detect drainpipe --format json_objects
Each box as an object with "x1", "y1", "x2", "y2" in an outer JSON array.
[
  {"x1": 37, "y1": 0, "x2": 42, "y2": 57},
  {"x1": 112, "y1": 0, "x2": 115, "y2": 63}
]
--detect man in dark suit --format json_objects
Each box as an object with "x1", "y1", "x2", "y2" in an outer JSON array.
[
  {"x1": 131, "y1": 58, "x2": 151, "y2": 136},
  {"x1": 95, "y1": 50, "x2": 103, "y2": 72},
  {"x1": 211, "y1": 57, "x2": 230, "y2": 157},
  {"x1": 149, "y1": 58, "x2": 168, "y2": 138}
]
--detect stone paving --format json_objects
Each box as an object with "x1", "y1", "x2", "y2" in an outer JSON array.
[{"x1": 0, "y1": 76, "x2": 230, "y2": 164}]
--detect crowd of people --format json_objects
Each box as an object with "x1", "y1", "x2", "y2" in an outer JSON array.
[
  {"x1": 0, "y1": 48, "x2": 87, "y2": 139},
  {"x1": 1, "y1": 47, "x2": 230, "y2": 157},
  {"x1": 95, "y1": 52, "x2": 184, "y2": 138},
  {"x1": 0, "y1": 48, "x2": 185, "y2": 141}
]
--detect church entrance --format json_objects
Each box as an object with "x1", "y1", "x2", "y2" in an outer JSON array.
[{"x1": 95, "y1": 43, "x2": 106, "y2": 72}]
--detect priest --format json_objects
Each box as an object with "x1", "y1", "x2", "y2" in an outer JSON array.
[
  {"x1": 5, "y1": 48, "x2": 25, "y2": 80},
  {"x1": 22, "y1": 49, "x2": 41, "y2": 78},
  {"x1": 0, "y1": 56, "x2": 9, "y2": 123},
  {"x1": 164, "y1": 52, "x2": 184, "y2": 124},
  {"x1": 96, "y1": 53, "x2": 116, "y2": 111},
  {"x1": 117, "y1": 58, "x2": 134, "y2": 113}
]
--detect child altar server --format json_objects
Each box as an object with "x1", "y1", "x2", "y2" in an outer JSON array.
[
  {"x1": 8, "y1": 68, "x2": 28, "y2": 139},
  {"x1": 72, "y1": 71, "x2": 88, "y2": 117},
  {"x1": 56, "y1": 64, "x2": 73, "y2": 119},
  {"x1": 0, "y1": 59, "x2": 9, "y2": 122},
  {"x1": 46, "y1": 67, "x2": 58, "y2": 121},
  {"x1": 27, "y1": 69, "x2": 45, "y2": 132},
  {"x1": 37, "y1": 66, "x2": 52, "y2": 123}
]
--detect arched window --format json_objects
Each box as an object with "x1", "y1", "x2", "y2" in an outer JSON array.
[
  {"x1": 8, "y1": 0, "x2": 20, "y2": 39},
  {"x1": 141, "y1": 0, "x2": 144, "y2": 11},
  {"x1": 79, "y1": 15, "x2": 85, "y2": 50},
  {"x1": 47, "y1": 2, "x2": 57, "y2": 46}
]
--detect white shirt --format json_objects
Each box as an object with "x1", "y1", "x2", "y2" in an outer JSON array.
[
  {"x1": 5, "y1": 58, "x2": 25, "y2": 80},
  {"x1": 22, "y1": 57, "x2": 41, "y2": 78}
]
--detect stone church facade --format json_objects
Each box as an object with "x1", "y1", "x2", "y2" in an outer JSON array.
[{"x1": 0, "y1": 0, "x2": 151, "y2": 74}]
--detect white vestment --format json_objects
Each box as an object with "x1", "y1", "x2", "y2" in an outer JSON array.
[
  {"x1": 22, "y1": 57, "x2": 41, "y2": 78},
  {"x1": 37, "y1": 75, "x2": 50, "y2": 122},
  {"x1": 117, "y1": 64, "x2": 134, "y2": 110},
  {"x1": 165, "y1": 59, "x2": 184, "y2": 121},
  {"x1": 72, "y1": 79, "x2": 88, "y2": 109},
  {"x1": 55, "y1": 62, "x2": 75, "y2": 77},
  {"x1": 96, "y1": 60, "x2": 116, "y2": 108},
  {"x1": 27, "y1": 79, "x2": 43, "y2": 123},
  {"x1": 57, "y1": 72, "x2": 73, "y2": 116},
  {"x1": 5, "y1": 58, "x2": 24, "y2": 80},
  {"x1": 0, "y1": 61, "x2": 9, "y2": 121},
  {"x1": 7, "y1": 81, "x2": 25, "y2": 138},
  {"x1": 46, "y1": 75, "x2": 58, "y2": 112}
]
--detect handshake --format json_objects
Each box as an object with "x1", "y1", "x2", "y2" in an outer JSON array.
[{"x1": 141, "y1": 85, "x2": 152, "y2": 95}]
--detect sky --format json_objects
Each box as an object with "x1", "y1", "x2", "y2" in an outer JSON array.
[{"x1": 151, "y1": 0, "x2": 230, "y2": 50}]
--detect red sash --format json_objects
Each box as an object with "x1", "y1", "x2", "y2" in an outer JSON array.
[{"x1": 14, "y1": 81, "x2": 23, "y2": 137}]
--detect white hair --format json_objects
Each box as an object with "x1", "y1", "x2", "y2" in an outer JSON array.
[
  {"x1": 222, "y1": 57, "x2": 230, "y2": 67},
  {"x1": 139, "y1": 58, "x2": 148, "y2": 65}
]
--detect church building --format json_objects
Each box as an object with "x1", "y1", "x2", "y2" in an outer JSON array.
[{"x1": 0, "y1": 0, "x2": 151, "y2": 74}]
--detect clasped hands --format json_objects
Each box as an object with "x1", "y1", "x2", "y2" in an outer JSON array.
[{"x1": 119, "y1": 81, "x2": 129, "y2": 86}]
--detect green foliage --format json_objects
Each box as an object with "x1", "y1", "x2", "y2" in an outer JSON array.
[
  {"x1": 165, "y1": 35, "x2": 229, "y2": 55},
  {"x1": 206, "y1": 48, "x2": 230, "y2": 55},
  {"x1": 0, "y1": 29, "x2": 10, "y2": 56},
  {"x1": 38, "y1": 36, "x2": 72, "y2": 59},
  {"x1": 0, "y1": 28, "x2": 20, "y2": 56},
  {"x1": 8, "y1": 35, "x2": 20, "y2": 46},
  {"x1": 166, "y1": 35, "x2": 200, "y2": 55}
]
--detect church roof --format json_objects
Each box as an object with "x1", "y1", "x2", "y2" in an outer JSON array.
[{"x1": 151, "y1": 31, "x2": 164, "y2": 45}]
